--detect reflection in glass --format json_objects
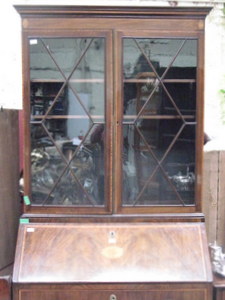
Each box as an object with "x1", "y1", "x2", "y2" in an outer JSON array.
[
  {"x1": 30, "y1": 120, "x2": 105, "y2": 206},
  {"x1": 69, "y1": 82, "x2": 105, "y2": 122},
  {"x1": 29, "y1": 39, "x2": 64, "y2": 81},
  {"x1": 30, "y1": 123, "x2": 67, "y2": 204},
  {"x1": 123, "y1": 125, "x2": 158, "y2": 204},
  {"x1": 30, "y1": 38, "x2": 105, "y2": 80},
  {"x1": 164, "y1": 39, "x2": 197, "y2": 79},
  {"x1": 122, "y1": 120, "x2": 196, "y2": 205},
  {"x1": 122, "y1": 37, "x2": 197, "y2": 206},
  {"x1": 29, "y1": 37, "x2": 105, "y2": 206},
  {"x1": 163, "y1": 83, "x2": 196, "y2": 117},
  {"x1": 30, "y1": 82, "x2": 64, "y2": 116}
]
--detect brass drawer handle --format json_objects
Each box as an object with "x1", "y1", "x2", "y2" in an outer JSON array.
[{"x1": 109, "y1": 294, "x2": 117, "y2": 300}]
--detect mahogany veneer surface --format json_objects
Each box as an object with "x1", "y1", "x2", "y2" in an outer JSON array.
[
  {"x1": 17, "y1": 289, "x2": 207, "y2": 300},
  {"x1": 13, "y1": 222, "x2": 212, "y2": 284}
]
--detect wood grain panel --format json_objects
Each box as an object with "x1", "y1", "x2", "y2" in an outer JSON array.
[
  {"x1": 0, "y1": 110, "x2": 20, "y2": 269},
  {"x1": 14, "y1": 5, "x2": 212, "y2": 17},
  {"x1": 202, "y1": 150, "x2": 225, "y2": 248},
  {"x1": 19, "y1": 289, "x2": 206, "y2": 300},
  {"x1": 22, "y1": 18, "x2": 202, "y2": 33},
  {"x1": 202, "y1": 151, "x2": 219, "y2": 244},
  {"x1": 13, "y1": 223, "x2": 212, "y2": 284},
  {"x1": 17, "y1": 213, "x2": 206, "y2": 224},
  {"x1": 217, "y1": 151, "x2": 225, "y2": 248}
]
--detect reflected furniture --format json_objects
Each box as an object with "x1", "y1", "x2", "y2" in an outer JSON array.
[{"x1": 13, "y1": 5, "x2": 212, "y2": 300}]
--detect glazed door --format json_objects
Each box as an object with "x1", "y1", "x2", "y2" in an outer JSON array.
[
  {"x1": 23, "y1": 27, "x2": 204, "y2": 216},
  {"x1": 23, "y1": 30, "x2": 113, "y2": 214},
  {"x1": 114, "y1": 30, "x2": 204, "y2": 214}
]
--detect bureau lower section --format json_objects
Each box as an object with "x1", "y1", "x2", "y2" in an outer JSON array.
[
  {"x1": 14, "y1": 284, "x2": 212, "y2": 300},
  {"x1": 12, "y1": 222, "x2": 213, "y2": 300}
]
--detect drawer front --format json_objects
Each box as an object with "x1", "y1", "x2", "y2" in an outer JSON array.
[{"x1": 19, "y1": 290, "x2": 206, "y2": 300}]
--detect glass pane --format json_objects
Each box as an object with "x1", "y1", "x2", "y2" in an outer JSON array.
[
  {"x1": 123, "y1": 38, "x2": 196, "y2": 80},
  {"x1": 69, "y1": 82, "x2": 105, "y2": 122},
  {"x1": 122, "y1": 120, "x2": 195, "y2": 206},
  {"x1": 162, "y1": 124, "x2": 196, "y2": 205},
  {"x1": 164, "y1": 39, "x2": 197, "y2": 79},
  {"x1": 68, "y1": 38, "x2": 105, "y2": 79},
  {"x1": 124, "y1": 81, "x2": 161, "y2": 121},
  {"x1": 47, "y1": 130, "x2": 104, "y2": 207},
  {"x1": 41, "y1": 38, "x2": 94, "y2": 78},
  {"x1": 138, "y1": 118, "x2": 185, "y2": 161},
  {"x1": 69, "y1": 38, "x2": 105, "y2": 121},
  {"x1": 30, "y1": 123, "x2": 67, "y2": 204},
  {"x1": 130, "y1": 168, "x2": 183, "y2": 206},
  {"x1": 68, "y1": 124, "x2": 105, "y2": 205},
  {"x1": 163, "y1": 83, "x2": 196, "y2": 117},
  {"x1": 29, "y1": 39, "x2": 65, "y2": 81},
  {"x1": 123, "y1": 38, "x2": 160, "y2": 79},
  {"x1": 29, "y1": 37, "x2": 106, "y2": 207},
  {"x1": 31, "y1": 121, "x2": 105, "y2": 206},
  {"x1": 30, "y1": 82, "x2": 65, "y2": 116},
  {"x1": 122, "y1": 37, "x2": 197, "y2": 207},
  {"x1": 123, "y1": 124, "x2": 158, "y2": 205}
]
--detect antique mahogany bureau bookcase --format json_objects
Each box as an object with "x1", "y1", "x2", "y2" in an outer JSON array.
[{"x1": 13, "y1": 5, "x2": 213, "y2": 300}]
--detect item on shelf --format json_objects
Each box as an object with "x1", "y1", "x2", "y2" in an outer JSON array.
[
  {"x1": 31, "y1": 142, "x2": 101, "y2": 205},
  {"x1": 168, "y1": 167, "x2": 195, "y2": 192}
]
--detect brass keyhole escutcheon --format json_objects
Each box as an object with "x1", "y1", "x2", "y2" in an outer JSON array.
[
  {"x1": 108, "y1": 231, "x2": 116, "y2": 244},
  {"x1": 109, "y1": 294, "x2": 117, "y2": 300}
]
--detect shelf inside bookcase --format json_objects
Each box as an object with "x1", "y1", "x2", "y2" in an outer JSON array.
[
  {"x1": 31, "y1": 79, "x2": 104, "y2": 83},
  {"x1": 31, "y1": 115, "x2": 105, "y2": 120},
  {"x1": 124, "y1": 79, "x2": 196, "y2": 83}
]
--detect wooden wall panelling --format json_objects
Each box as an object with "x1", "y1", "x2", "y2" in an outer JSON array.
[
  {"x1": 202, "y1": 150, "x2": 219, "y2": 245},
  {"x1": 0, "y1": 109, "x2": 20, "y2": 269},
  {"x1": 203, "y1": 150, "x2": 225, "y2": 250},
  {"x1": 217, "y1": 151, "x2": 225, "y2": 249}
]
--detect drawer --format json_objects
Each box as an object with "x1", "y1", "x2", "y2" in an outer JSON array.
[{"x1": 19, "y1": 289, "x2": 206, "y2": 300}]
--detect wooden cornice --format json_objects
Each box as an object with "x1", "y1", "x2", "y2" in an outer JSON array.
[{"x1": 14, "y1": 5, "x2": 212, "y2": 19}]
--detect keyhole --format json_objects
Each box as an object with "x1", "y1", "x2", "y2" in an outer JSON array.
[
  {"x1": 110, "y1": 231, "x2": 115, "y2": 238},
  {"x1": 108, "y1": 231, "x2": 116, "y2": 243},
  {"x1": 110, "y1": 294, "x2": 117, "y2": 300}
]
